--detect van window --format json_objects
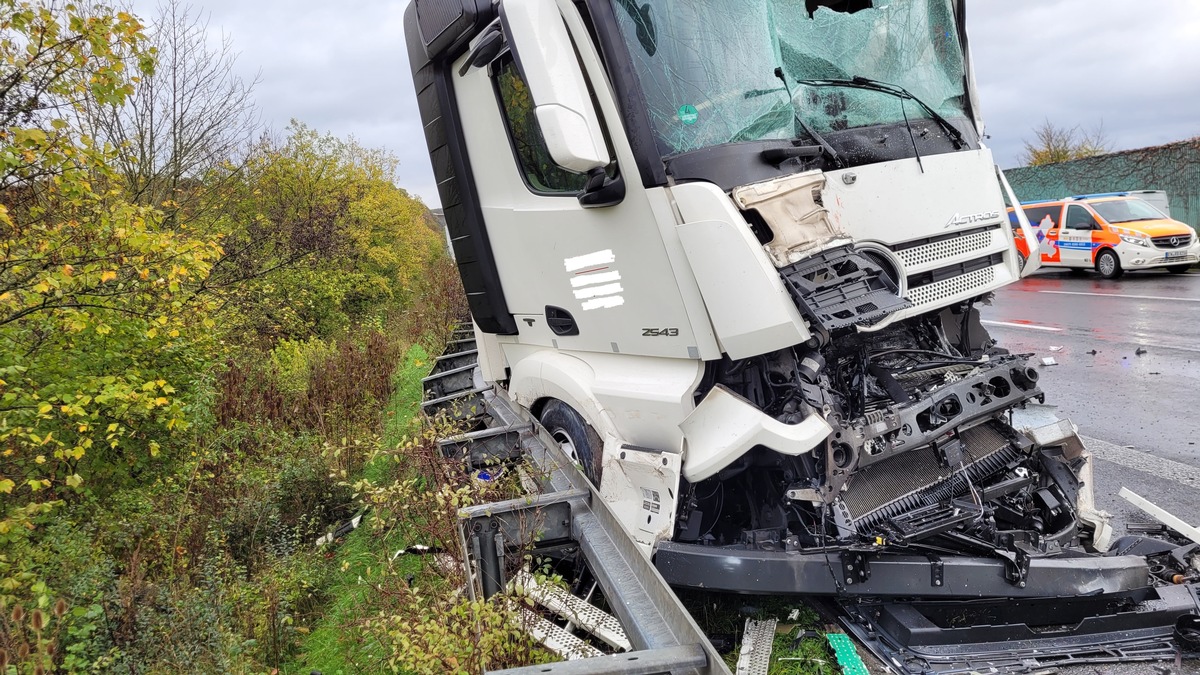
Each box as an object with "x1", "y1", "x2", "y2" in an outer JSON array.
[
  {"x1": 1090, "y1": 198, "x2": 1166, "y2": 224},
  {"x1": 494, "y1": 57, "x2": 588, "y2": 195},
  {"x1": 1021, "y1": 205, "x2": 1060, "y2": 229},
  {"x1": 1064, "y1": 205, "x2": 1099, "y2": 230}
]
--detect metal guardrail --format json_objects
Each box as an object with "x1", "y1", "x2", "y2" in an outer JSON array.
[{"x1": 421, "y1": 328, "x2": 729, "y2": 675}]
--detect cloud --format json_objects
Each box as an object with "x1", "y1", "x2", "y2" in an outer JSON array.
[
  {"x1": 969, "y1": 1, "x2": 1200, "y2": 168},
  {"x1": 130, "y1": 0, "x2": 1200, "y2": 203}
]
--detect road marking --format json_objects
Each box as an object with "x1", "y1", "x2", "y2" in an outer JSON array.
[
  {"x1": 981, "y1": 320, "x2": 1062, "y2": 332},
  {"x1": 1040, "y1": 290, "x2": 1200, "y2": 303},
  {"x1": 1085, "y1": 435, "x2": 1200, "y2": 489}
]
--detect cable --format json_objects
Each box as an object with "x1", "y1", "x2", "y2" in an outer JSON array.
[{"x1": 819, "y1": 505, "x2": 846, "y2": 594}]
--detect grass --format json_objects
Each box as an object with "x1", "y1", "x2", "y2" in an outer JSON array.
[
  {"x1": 286, "y1": 344, "x2": 432, "y2": 674},
  {"x1": 675, "y1": 590, "x2": 844, "y2": 674}
]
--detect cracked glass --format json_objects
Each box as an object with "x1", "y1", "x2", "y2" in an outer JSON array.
[{"x1": 612, "y1": 0, "x2": 968, "y2": 156}]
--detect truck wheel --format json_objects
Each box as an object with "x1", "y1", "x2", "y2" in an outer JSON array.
[
  {"x1": 1096, "y1": 250, "x2": 1124, "y2": 279},
  {"x1": 539, "y1": 400, "x2": 604, "y2": 485},
  {"x1": 1168, "y1": 265, "x2": 1192, "y2": 274}
]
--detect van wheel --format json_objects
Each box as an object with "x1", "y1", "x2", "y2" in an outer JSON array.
[
  {"x1": 1168, "y1": 265, "x2": 1192, "y2": 274},
  {"x1": 539, "y1": 400, "x2": 603, "y2": 485},
  {"x1": 1096, "y1": 250, "x2": 1124, "y2": 279}
]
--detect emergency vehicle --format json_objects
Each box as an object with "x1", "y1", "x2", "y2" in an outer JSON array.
[{"x1": 1010, "y1": 192, "x2": 1200, "y2": 278}]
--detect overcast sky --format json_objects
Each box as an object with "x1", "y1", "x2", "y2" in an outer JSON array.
[{"x1": 130, "y1": 0, "x2": 1200, "y2": 208}]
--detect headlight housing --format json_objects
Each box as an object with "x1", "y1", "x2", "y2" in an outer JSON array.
[{"x1": 1119, "y1": 234, "x2": 1150, "y2": 247}]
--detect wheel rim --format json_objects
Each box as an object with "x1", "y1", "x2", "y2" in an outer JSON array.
[
  {"x1": 551, "y1": 428, "x2": 580, "y2": 464},
  {"x1": 1099, "y1": 254, "x2": 1115, "y2": 276}
]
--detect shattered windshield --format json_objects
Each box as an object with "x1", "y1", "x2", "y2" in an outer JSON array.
[{"x1": 612, "y1": 0, "x2": 969, "y2": 156}]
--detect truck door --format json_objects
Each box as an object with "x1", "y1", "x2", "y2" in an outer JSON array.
[
  {"x1": 450, "y1": 8, "x2": 716, "y2": 361},
  {"x1": 1060, "y1": 204, "x2": 1100, "y2": 267}
]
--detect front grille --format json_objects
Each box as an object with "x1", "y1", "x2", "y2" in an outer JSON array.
[
  {"x1": 908, "y1": 266, "x2": 997, "y2": 307},
  {"x1": 894, "y1": 227, "x2": 999, "y2": 268},
  {"x1": 1152, "y1": 234, "x2": 1193, "y2": 249}
]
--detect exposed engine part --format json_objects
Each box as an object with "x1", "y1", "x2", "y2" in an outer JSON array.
[{"x1": 680, "y1": 300, "x2": 1058, "y2": 553}]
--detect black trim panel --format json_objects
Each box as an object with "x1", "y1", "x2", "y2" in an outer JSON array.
[{"x1": 406, "y1": 3, "x2": 518, "y2": 335}]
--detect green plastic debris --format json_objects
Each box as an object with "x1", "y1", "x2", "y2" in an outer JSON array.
[{"x1": 825, "y1": 633, "x2": 869, "y2": 675}]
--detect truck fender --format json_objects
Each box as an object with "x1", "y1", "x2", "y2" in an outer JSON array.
[{"x1": 507, "y1": 350, "x2": 621, "y2": 442}]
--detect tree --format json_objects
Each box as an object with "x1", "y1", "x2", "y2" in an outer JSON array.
[
  {"x1": 1020, "y1": 118, "x2": 1113, "y2": 166},
  {"x1": 80, "y1": 0, "x2": 260, "y2": 218},
  {"x1": 199, "y1": 122, "x2": 444, "y2": 343},
  {"x1": 0, "y1": 0, "x2": 222, "y2": 531}
]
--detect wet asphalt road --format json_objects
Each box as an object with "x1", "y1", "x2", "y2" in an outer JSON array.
[{"x1": 980, "y1": 267, "x2": 1200, "y2": 529}]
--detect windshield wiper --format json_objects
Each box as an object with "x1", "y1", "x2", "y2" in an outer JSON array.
[
  {"x1": 795, "y1": 76, "x2": 967, "y2": 150},
  {"x1": 771, "y1": 67, "x2": 844, "y2": 169}
]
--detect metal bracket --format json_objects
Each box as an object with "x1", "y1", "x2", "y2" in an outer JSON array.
[
  {"x1": 460, "y1": 490, "x2": 583, "y2": 598},
  {"x1": 841, "y1": 549, "x2": 872, "y2": 585},
  {"x1": 926, "y1": 553, "x2": 944, "y2": 588},
  {"x1": 998, "y1": 545, "x2": 1031, "y2": 588}
]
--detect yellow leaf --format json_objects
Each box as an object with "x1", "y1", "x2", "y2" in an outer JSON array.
[
  {"x1": 34, "y1": 455, "x2": 45, "y2": 464},
  {"x1": 62, "y1": 264, "x2": 74, "y2": 277},
  {"x1": 153, "y1": 397, "x2": 168, "y2": 406},
  {"x1": 66, "y1": 474, "x2": 83, "y2": 487},
  {"x1": 149, "y1": 441, "x2": 160, "y2": 457},
  {"x1": 107, "y1": 423, "x2": 118, "y2": 433},
  {"x1": 37, "y1": 403, "x2": 52, "y2": 414},
  {"x1": 156, "y1": 315, "x2": 168, "y2": 325},
  {"x1": 33, "y1": 281, "x2": 50, "y2": 293},
  {"x1": 0, "y1": 479, "x2": 14, "y2": 494},
  {"x1": 100, "y1": 270, "x2": 117, "y2": 282}
]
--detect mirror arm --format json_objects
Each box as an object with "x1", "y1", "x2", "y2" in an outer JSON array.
[
  {"x1": 578, "y1": 167, "x2": 625, "y2": 209},
  {"x1": 458, "y1": 20, "x2": 506, "y2": 76}
]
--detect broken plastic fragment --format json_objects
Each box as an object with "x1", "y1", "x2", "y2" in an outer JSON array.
[{"x1": 1041, "y1": 357, "x2": 1058, "y2": 366}]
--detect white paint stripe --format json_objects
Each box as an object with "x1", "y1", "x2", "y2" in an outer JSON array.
[
  {"x1": 1040, "y1": 290, "x2": 1200, "y2": 303},
  {"x1": 564, "y1": 250, "x2": 615, "y2": 273},
  {"x1": 1085, "y1": 435, "x2": 1200, "y2": 489},
  {"x1": 570, "y1": 271, "x2": 622, "y2": 288},
  {"x1": 582, "y1": 296, "x2": 624, "y2": 311},
  {"x1": 981, "y1": 319, "x2": 1063, "y2": 332},
  {"x1": 573, "y1": 283, "x2": 623, "y2": 300}
]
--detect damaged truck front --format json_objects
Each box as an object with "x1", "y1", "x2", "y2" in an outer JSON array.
[{"x1": 405, "y1": 0, "x2": 1200, "y2": 670}]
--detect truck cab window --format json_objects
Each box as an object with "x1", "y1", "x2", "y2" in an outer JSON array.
[{"x1": 495, "y1": 58, "x2": 588, "y2": 195}]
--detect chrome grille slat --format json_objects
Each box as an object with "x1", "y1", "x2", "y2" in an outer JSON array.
[
  {"x1": 895, "y1": 229, "x2": 997, "y2": 268},
  {"x1": 1151, "y1": 234, "x2": 1193, "y2": 249},
  {"x1": 908, "y1": 266, "x2": 996, "y2": 307}
]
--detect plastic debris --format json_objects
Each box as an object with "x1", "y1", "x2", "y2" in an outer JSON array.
[
  {"x1": 1136, "y1": 347, "x2": 1149, "y2": 356},
  {"x1": 1049, "y1": 345, "x2": 1064, "y2": 352},
  {"x1": 1041, "y1": 357, "x2": 1058, "y2": 366},
  {"x1": 826, "y1": 633, "x2": 870, "y2": 675}
]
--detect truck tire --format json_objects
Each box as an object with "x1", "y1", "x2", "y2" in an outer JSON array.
[
  {"x1": 1096, "y1": 249, "x2": 1124, "y2": 279},
  {"x1": 539, "y1": 400, "x2": 604, "y2": 485}
]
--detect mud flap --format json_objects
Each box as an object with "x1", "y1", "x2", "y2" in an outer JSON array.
[{"x1": 599, "y1": 439, "x2": 682, "y2": 555}]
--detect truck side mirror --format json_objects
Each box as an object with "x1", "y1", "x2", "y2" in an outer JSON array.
[{"x1": 500, "y1": 0, "x2": 610, "y2": 174}]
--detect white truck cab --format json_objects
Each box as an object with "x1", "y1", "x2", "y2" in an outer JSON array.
[
  {"x1": 406, "y1": 0, "x2": 1050, "y2": 551},
  {"x1": 405, "y1": 3, "x2": 1200, "y2": 667}
]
